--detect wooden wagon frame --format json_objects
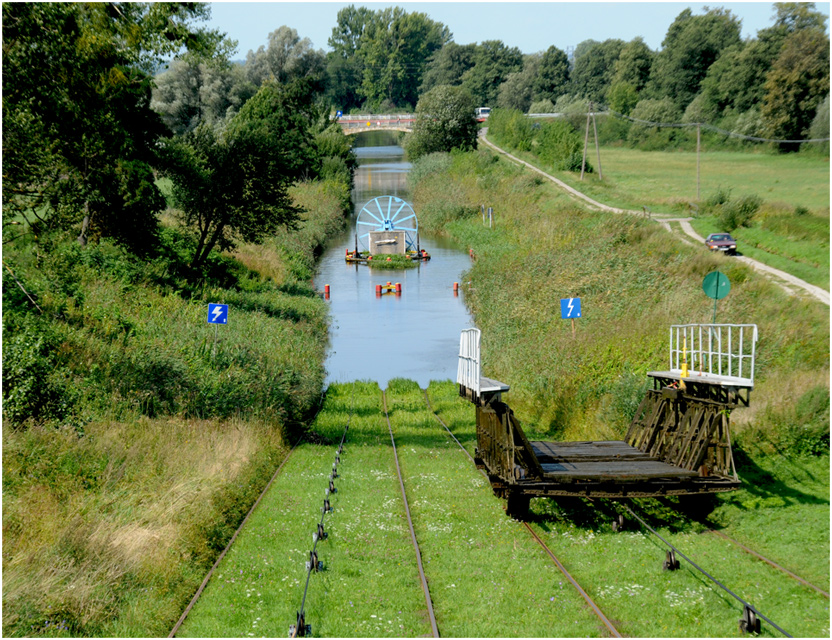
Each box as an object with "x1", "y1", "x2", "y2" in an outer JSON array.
[{"x1": 458, "y1": 325, "x2": 758, "y2": 516}]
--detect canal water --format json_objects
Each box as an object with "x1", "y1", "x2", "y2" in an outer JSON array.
[{"x1": 317, "y1": 132, "x2": 475, "y2": 387}]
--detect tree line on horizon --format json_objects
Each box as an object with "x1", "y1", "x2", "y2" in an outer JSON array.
[{"x1": 152, "y1": 2, "x2": 829, "y2": 147}]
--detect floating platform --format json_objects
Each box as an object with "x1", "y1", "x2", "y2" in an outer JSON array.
[{"x1": 345, "y1": 249, "x2": 430, "y2": 264}]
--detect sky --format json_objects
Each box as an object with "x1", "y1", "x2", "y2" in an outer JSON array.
[{"x1": 206, "y1": 1, "x2": 831, "y2": 58}]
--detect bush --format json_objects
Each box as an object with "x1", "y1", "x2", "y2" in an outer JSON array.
[
  {"x1": 529, "y1": 99, "x2": 556, "y2": 113},
  {"x1": 535, "y1": 119, "x2": 589, "y2": 172},
  {"x1": 626, "y1": 98, "x2": 683, "y2": 149},
  {"x1": 718, "y1": 194, "x2": 762, "y2": 232},
  {"x1": 2, "y1": 322, "x2": 76, "y2": 427},
  {"x1": 487, "y1": 108, "x2": 536, "y2": 151}
]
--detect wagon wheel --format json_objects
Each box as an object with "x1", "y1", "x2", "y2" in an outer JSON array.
[{"x1": 355, "y1": 195, "x2": 418, "y2": 252}]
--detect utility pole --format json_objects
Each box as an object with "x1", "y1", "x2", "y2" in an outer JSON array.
[
  {"x1": 591, "y1": 102, "x2": 603, "y2": 181},
  {"x1": 696, "y1": 123, "x2": 701, "y2": 201},
  {"x1": 580, "y1": 104, "x2": 591, "y2": 181}
]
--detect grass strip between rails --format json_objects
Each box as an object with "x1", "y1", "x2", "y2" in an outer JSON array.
[
  {"x1": 386, "y1": 379, "x2": 610, "y2": 637},
  {"x1": 176, "y1": 381, "x2": 431, "y2": 638}
]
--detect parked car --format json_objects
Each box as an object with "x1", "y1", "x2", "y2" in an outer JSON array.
[{"x1": 705, "y1": 233, "x2": 737, "y2": 255}]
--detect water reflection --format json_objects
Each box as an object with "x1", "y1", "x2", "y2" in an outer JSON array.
[{"x1": 317, "y1": 132, "x2": 474, "y2": 387}]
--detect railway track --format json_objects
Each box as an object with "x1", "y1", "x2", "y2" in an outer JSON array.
[
  {"x1": 423, "y1": 389, "x2": 622, "y2": 638},
  {"x1": 170, "y1": 382, "x2": 827, "y2": 637},
  {"x1": 381, "y1": 390, "x2": 440, "y2": 638},
  {"x1": 421, "y1": 387, "x2": 827, "y2": 638}
]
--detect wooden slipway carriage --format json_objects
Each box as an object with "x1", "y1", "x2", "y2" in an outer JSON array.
[{"x1": 457, "y1": 324, "x2": 758, "y2": 517}]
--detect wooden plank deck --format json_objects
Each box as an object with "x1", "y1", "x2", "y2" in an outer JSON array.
[{"x1": 530, "y1": 440, "x2": 697, "y2": 480}]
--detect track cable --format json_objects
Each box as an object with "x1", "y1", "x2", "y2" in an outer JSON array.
[
  {"x1": 383, "y1": 390, "x2": 440, "y2": 638},
  {"x1": 624, "y1": 505, "x2": 793, "y2": 637},
  {"x1": 422, "y1": 389, "x2": 621, "y2": 638}
]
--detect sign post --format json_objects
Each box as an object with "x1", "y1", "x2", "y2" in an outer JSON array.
[
  {"x1": 207, "y1": 303, "x2": 228, "y2": 356},
  {"x1": 560, "y1": 297, "x2": 582, "y2": 336},
  {"x1": 702, "y1": 271, "x2": 730, "y2": 324}
]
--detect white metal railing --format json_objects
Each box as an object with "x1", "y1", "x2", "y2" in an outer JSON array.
[
  {"x1": 457, "y1": 328, "x2": 481, "y2": 395},
  {"x1": 334, "y1": 114, "x2": 415, "y2": 121},
  {"x1": 669, "y1": 324, "x2": 758, "y2": 386}
]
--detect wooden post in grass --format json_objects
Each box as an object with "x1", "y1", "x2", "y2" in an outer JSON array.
[
  {"x1": 581, "y1": 103, "x2": 591, "y2": 181},
  {"x1": 591, "y1": 104, "x2": 603, "y2": 180}
]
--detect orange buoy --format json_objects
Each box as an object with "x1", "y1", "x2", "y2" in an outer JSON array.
[{"x1": 395, "y1": 282, "x2": 402, "y2": 294}]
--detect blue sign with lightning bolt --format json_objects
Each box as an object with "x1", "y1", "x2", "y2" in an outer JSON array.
[
  {"x1": 207, "y1": 303, "x2": 228, "y2": 325},
  {"x1": 560, "y1": 298, "x2": 581, "y2": 319}
]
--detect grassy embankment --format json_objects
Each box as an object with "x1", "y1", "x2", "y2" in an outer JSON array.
[
  {"x1": 427, "y1": 381, "x2": 830, "y2": 638},
  {"x1": 486, "y1": 134, "x2": 830, "y2": 291},
  {"x1": 410, "y1": 148, "x2": 829, "y2": 453},
  {"x1": 2, "y1": 179, "x2": 347, "y2": 637}
]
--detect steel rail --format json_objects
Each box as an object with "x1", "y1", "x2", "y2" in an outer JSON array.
[
  {"x1": 523, "y1": 522, "x2": 622, "y2": 638},
  {"x1": 624, "y1": 505, "x2": 793, "y2": 638},
  {"x1": 706, "y1": 529, "x2": 829, "y2": 599},
  {"x1": 168, "y1": 435, "x2": 303, "y2": 638},
  {"x1": 422, "y1": 389, "x2": 621, "y2": 638},
  {"x1": 382, "y1": 390, "x2": 440, "y2": 638}
]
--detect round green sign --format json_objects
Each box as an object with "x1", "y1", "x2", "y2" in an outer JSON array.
[{"x1": 703, "y1": 271, "x2": 731, "y2": 300}]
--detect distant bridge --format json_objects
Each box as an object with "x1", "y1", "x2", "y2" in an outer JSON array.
[{"x1": 336, "y1": 114, "x2": 415, "y2": 134}]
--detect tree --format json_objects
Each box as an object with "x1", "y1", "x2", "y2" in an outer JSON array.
[
  {"x1": 2, "y1": 2, "x2": 228, "y2": 252},
  {"x1": 497, "y1": 54, "x2": 541, "y2": 112},
  {"x1": 358, "y1": 8, "x2": 450, "y2": 109},
  {"x1": 606, "y1": 82, "x2": 640, "y2": 115},
  {"x1": 158, "y1": 79, "x2": 321, "y2": 269},
  {"x1": 325, "y1": 5, "x2": 376, "y2": 111},
  {"x1": 570, "y1": 39, "x2": 625, "y2": 103},
  {"x1": 461, "y1": 40, "x2": 523, "y2": 106},
  {"x1": 761, "y1": 27, "x2": 830, "y2": 147},
  {"x1": 611, "y1": 37, "x2": 653, "y2": 92},
  {"x1": 151, "y1": 59, "x2": 257, "y2": 135},
  {"x1": 649, "y1": 8, "x2": 742, "y2": 109},
  {"x1": 533, "y1": 46, "x2": 570, "y2": 103},
  {"x1": 245, "y1": 25, "x2": 326, "y2": 87},
  {"x1": 420, "y1": 42, "x2": 477, "y2": 93},
  {"x1": 403, "y1": 85, "x2": 478, "y2": 160}
]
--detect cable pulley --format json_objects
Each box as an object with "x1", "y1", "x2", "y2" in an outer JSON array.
[
  {"x1": 740, "y1": 606, "x2": 761, "y2": 635},
  {"x1": 662, "y1": 549, "x2": 680, "y2": 571}
]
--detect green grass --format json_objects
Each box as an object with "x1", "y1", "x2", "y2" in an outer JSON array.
[
  {"x1": 1, "y1": 180, "x2": 348, "y2": 637},
  {"x1": 493, "y1": 141, "x2": 830, "y2": 216},
  {"x1": 482, "y1": 131, "x2": 830, "y2": 294},
  {"x1": 410, "y1": 148, "x2": 829, "y2": 451}
]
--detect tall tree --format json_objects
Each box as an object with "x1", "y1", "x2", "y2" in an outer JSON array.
[
  {"x1": 158, "y1": 78, "x2": 321, "y2": 269},
  {"x1": 648, "y1": 7, "x2": 742, "y2": 109},
  {"x1": 761, "y1": 27, "x2": 830, "y2": 146},
  {"x1": 325, "y1": 5, "x2": 376, "y2": 111},
  {"x1": 533, "y1": 46, "x2": 570, "y2": 103},
  {"x1": 570, "y1": 39, "x2": 625, "y2": 103},
  {"x1": 152, "y1": 59, "x2": 257, "y2": 135},
  {"x1": 404, "y1": 85, "x2": 478, "y2": 160},
  {"x1": 611, "y1": 37, "x2": 653, "y2": 91},
  {"x1": 358, "y1": 7, "x2": 450, "y2": 109},
  {"x1": 461, "y1": 40, "x2": 523, "y2": 106},
  {"x1": 497, "y1": 54, "x2": 541, "y2": 112},
  {"x1": 2, "y1": 2, "x2": 229, "y2": 251},
  {"x1": 420, "y1": 42, "x2": 478, "y2": 93},
  {"x1": 245, "y1": 25, "x2": 326, "y2": 87}
]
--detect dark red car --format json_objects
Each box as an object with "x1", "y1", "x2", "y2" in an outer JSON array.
[{"x1": 705, "y1": 233, "x2": 737, "y2": 255}]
